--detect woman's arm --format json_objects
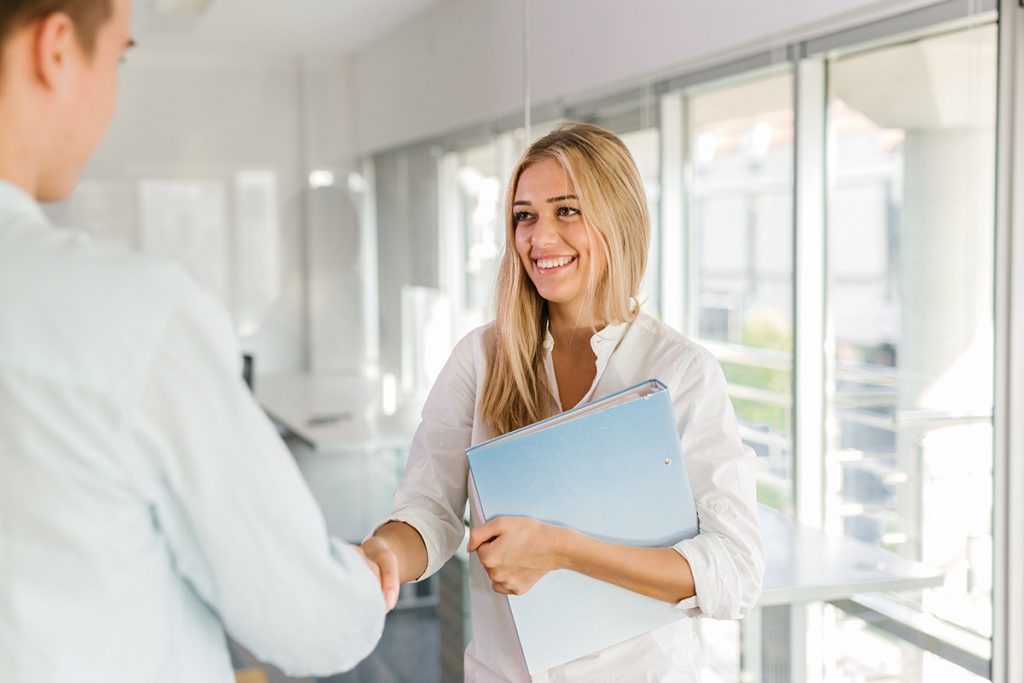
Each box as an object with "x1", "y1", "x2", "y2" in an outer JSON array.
[
  {"x1": 467, "y1": 517, "x2": 696, "y2": 603},
  {"x1": 361, "y1": 521, "x2": 429, "y2": 609}
]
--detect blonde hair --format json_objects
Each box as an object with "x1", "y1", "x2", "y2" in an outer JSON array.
[{"x1": 480, "y1": 122, "x2": 650, "y2": 436}]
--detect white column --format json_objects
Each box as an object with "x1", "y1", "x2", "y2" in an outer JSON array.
[
  {"x1": 659, "y1": 91, "x2": 687, "y2": 333},
  {"x1": 792, "y1": 54, "x2": 827, "y2": 683},
  {"x1": 994, "y1": 2, "x2": 1024, "y2": 681}
]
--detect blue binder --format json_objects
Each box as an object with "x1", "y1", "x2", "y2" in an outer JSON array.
[{"x1": 466, "y1": 379, "x2": 699, "y2": 674}]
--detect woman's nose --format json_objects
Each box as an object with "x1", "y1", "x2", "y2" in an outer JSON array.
[{"x1": 531, "y1": 215, "x2": 559, "y2": 248}]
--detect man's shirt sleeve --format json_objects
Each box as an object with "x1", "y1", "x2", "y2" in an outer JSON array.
[{"x1": 130, "y1": 285, "x2": 386, "y2": 677}]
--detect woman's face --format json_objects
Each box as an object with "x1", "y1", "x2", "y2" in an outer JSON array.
[{"x1": 513, "y1": 158, "x2": 606, "y2": 317}]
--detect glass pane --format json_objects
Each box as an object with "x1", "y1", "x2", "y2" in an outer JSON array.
[
  {"x1": 690, "y1": 72, "x2": 795, "y2": 517},
  {"x1": 618, "y1": 128, "x2": 662, "y2": 315},
  {"x1": 440, "y1": 123, "x2": 562, "y2": 342},
  {"x1": 827, "y1": 22, "x2": 996, "y2": 680},
  {"x1": 454, "y1": 142, "x2": 504, "y2": 335}
]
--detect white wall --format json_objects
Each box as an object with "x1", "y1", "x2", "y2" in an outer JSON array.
[
  {"x1": 49, "y1": 52, "x2": 367, "y2": 376},
  {"x1": 350, "y1": 0, "x2": 943, "y2": 155}
]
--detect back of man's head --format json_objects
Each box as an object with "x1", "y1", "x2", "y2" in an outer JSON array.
[
  {"x1": 0, "y1": 1, "x2": 114, "y2": 65},
  {"x1": 0, "y1": 0, "x2": 128, "y2": 203}
]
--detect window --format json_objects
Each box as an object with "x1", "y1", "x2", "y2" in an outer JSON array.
[
  {"x1": 390, "y1": 7, "x2": 1008, "y2": 681},
  {"x1": 688, "y1": 72, "x2": 796, "y2": 517},
  {"x1": 823, "y1": 23, "x2": 997, "y2": 681}
]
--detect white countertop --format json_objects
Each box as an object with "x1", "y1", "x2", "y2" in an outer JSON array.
[{"x1": 758, "y1": 505, "x2": 943, "y2": 605}]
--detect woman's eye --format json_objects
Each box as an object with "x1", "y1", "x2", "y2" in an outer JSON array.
[
  {"x1": 557, "y1": 206, "x2": 581, "y2": 218},
  {"x1": 513, "y1": 211, "x2": 534, "y2": 223}
]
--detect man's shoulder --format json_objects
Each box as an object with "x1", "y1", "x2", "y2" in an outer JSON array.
[{"x1": 0, "y1": 224, "x2": 209, "y2": 396}]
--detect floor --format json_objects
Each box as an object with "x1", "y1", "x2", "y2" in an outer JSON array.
[{"x1": 230, "y1": 606, "x2": 441, "y2": 683}]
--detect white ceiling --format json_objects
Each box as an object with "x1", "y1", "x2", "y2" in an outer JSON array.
[{"x1": 131, "y1": 0, "x2": 446, "y2": 57}]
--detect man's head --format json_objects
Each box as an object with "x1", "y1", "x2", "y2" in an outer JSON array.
[{"x1": 0, "y1": 0, "x2": 132, "y2": 202}]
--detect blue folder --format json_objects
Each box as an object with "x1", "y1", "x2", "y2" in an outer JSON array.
[{"x1": 466, "y1": 379, "x2": 699, "y2": 674}]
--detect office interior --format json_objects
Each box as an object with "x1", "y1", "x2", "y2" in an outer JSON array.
[{"x1": 45, "y1": 0, "x2": 1024, "y2": 681}]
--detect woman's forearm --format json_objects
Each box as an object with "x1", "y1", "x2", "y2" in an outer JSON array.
[
  {"x1": 556, "y1": 527, "x2": 696, "y2": 604},
  {"x1": 373, "y1": 521, "x2": 429, "y2": 584}
]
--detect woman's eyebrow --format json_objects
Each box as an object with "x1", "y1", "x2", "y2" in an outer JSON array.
[{"x1": 512, "y1": 194, "x2": 577, "y2": 207}]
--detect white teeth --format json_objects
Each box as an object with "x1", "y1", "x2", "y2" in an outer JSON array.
[{"x1": 536, "y1": 256, "x2": 574, "y2": 269}]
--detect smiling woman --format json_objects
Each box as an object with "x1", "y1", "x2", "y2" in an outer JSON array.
[{"x1": 365, "y1": 121, "x2": 764, "y2": 682}]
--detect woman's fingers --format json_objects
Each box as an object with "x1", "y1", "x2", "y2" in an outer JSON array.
[{"x1": 467, "y1": 517, "x2": 506, "y2": 552}]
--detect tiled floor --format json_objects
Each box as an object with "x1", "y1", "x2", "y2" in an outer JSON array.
[{"x1": 231, "y1": 606, "x2": 441, "y2": 683}]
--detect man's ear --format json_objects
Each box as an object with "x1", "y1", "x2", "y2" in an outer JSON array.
[{"x1": 32, "y1": 12, "x2": 77, "y2": 91}]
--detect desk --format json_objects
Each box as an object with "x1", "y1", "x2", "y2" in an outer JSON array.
[
  {"x1": 743, "y1": 506, "x2": 943, "y2": 683},
  {"x1": 758, "y1": 506, "x2": 942, "y2": 605}
]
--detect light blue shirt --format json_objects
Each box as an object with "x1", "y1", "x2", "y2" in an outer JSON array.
[{"x1": 0, "y1": 180, "x2": 385, "y2": 682}]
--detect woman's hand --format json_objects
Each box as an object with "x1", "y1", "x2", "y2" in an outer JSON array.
[{"x1": 467, "y1": 517, "x2": 571, "y2": 596}]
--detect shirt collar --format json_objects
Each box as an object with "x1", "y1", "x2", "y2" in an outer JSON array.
[
  {"x1": 542, "y1": 318, "x2": 633, "y2": 357},
  {"x1": 542, "y1": 316, "x2": 637, "y2": 411},
  {"x1": 0, "y1": 179, "x2": 48, "y2": 226}
]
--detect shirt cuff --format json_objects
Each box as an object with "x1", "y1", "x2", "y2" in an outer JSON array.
[
  {"x1": 671, "y1": 536, "x2": 717, "y2": 617},
  {"x1": 365, "y1": 511, "x2": 439, "y2": 582},
  {"x1": 674, "y1": 594, "x2": 700, "y2": 612}
]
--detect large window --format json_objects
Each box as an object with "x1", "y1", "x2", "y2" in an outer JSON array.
[{"x1": 824, "y1": 23, "x2": 997, "y2": 682}]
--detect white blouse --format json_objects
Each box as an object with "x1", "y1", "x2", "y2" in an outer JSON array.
[{"x1": 383, "y1": 312, "x2": 764, "y2": 682}]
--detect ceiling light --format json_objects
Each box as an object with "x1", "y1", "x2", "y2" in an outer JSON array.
[
  {"x1": 150, "y1": 0, "x2": 212, "y2": 16},
  {"x1": 309, "y1": 170, "x2": 336, "y2": 189}
]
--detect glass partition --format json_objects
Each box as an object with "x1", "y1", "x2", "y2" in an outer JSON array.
[{"x1": 825, "y1": 22, "x2": 997, "y2": 682}]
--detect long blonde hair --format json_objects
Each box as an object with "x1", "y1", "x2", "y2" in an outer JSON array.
[{"x1": 480, "y1": 122, "x2": 650, "y2": 436}]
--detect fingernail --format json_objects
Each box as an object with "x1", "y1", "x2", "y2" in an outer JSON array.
[{"x1": 386, "y1": 590, "x2": 397, "y2": 608}]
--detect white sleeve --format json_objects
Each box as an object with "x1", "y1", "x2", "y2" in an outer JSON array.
[
  {"x1": 669, "y1": 348, "x2": 765, "y2": 619},
  {"x1": 131, "y1": 287, "x2": 385, "y2": 677},
  {"x1": 374, "y1": 331, "x2": 479, "y2": 581}
]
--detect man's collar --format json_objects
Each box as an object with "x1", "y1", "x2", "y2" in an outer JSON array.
[{"x1": 0, "y1": 179, "x2": 47, "y2": 224}]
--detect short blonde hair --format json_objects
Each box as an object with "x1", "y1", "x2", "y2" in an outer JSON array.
[{"x1": 480, "y1": 122, "x2": 650, "y2": 436}]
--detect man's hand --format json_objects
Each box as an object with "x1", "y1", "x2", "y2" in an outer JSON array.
[
  {"x1": 467, "y1": 517, "x2": 569, "y2": 596},
  {"x1": 360, "y1": 537, "x2": 400, "y2": 611}
]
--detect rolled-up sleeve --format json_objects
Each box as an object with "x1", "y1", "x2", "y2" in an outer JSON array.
[
  {"x1": 669, "y1": 348, "x2": 764, "y2": 619},
  {"x1": 375, "y1": 331, "x2": 479, "y2": 581},
  {"x1": 133, "y1": 288, "x2": 386, "y2": 676}
]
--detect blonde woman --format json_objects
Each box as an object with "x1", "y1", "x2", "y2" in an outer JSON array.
[{"x1": 363, "y1": 123, "x2": 764, "y2": 681}]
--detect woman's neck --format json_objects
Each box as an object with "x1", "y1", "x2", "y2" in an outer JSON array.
[{"x1": 547, "y1": 302, "x2": 605, "y2": 348}]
